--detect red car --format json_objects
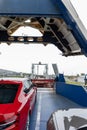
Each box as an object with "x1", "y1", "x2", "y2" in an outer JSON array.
[{"x1": 0, "y1": 77, "x2": 37, "y2": 130}]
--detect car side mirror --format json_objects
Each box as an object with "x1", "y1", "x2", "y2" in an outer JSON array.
[{"x1": 24, "y1": 88, "x2": 29, "y2": 93}]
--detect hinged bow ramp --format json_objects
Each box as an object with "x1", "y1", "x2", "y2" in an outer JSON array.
[{"x1": 0, "y1": 0, "x2": 87, "y2": 56}]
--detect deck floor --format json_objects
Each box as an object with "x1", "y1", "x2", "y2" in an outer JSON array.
[{"x1": 29, "y1": 88, "x2": 82, "y2": 130}]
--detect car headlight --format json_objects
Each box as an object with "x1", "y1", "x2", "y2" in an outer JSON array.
[{"x1": 0, "y1": 119, "x2": 16, "y2": 129}]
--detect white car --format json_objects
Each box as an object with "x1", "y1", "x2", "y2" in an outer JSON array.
[{"x1": 47, "y1": 108, "x2": 87, "y2": 130}]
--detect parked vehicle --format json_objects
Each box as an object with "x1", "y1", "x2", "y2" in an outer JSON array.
[
  {"x1": 47, "y1": 108, "x2": 87, "y2": 130},
  {"x1": 0, "y1": 77, "x2": 37, "y2": 130}
]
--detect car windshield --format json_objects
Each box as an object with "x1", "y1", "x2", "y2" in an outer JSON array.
[
  {"x1": 78, "y1": 127, "x2": 87, "y2": 130},
  {"x1": 0, "y1": 84, "x2": 19, "y2": 104},
  {"x1": 64, "y1": 115, "x2": 87, "y2": 130}
]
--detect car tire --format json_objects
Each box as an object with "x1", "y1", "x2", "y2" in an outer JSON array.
[{"x1": 26, "y1": 113, "x2": 30, "y2": 130}]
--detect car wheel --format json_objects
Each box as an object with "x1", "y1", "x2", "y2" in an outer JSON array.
[{"x1": 26, "y1": 113, "x2": 30, "y2": 130}]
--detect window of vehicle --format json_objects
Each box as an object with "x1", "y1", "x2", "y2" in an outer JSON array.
[
  {"x1": 78, "y1": 127, "x2": 87, "y2": 130},
  {"x1": 0, "y1": 84, "x2": 18, "y2": 104},
  {"x1": 47, "y1": 115, "x2": 55, "y2": 130}
]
